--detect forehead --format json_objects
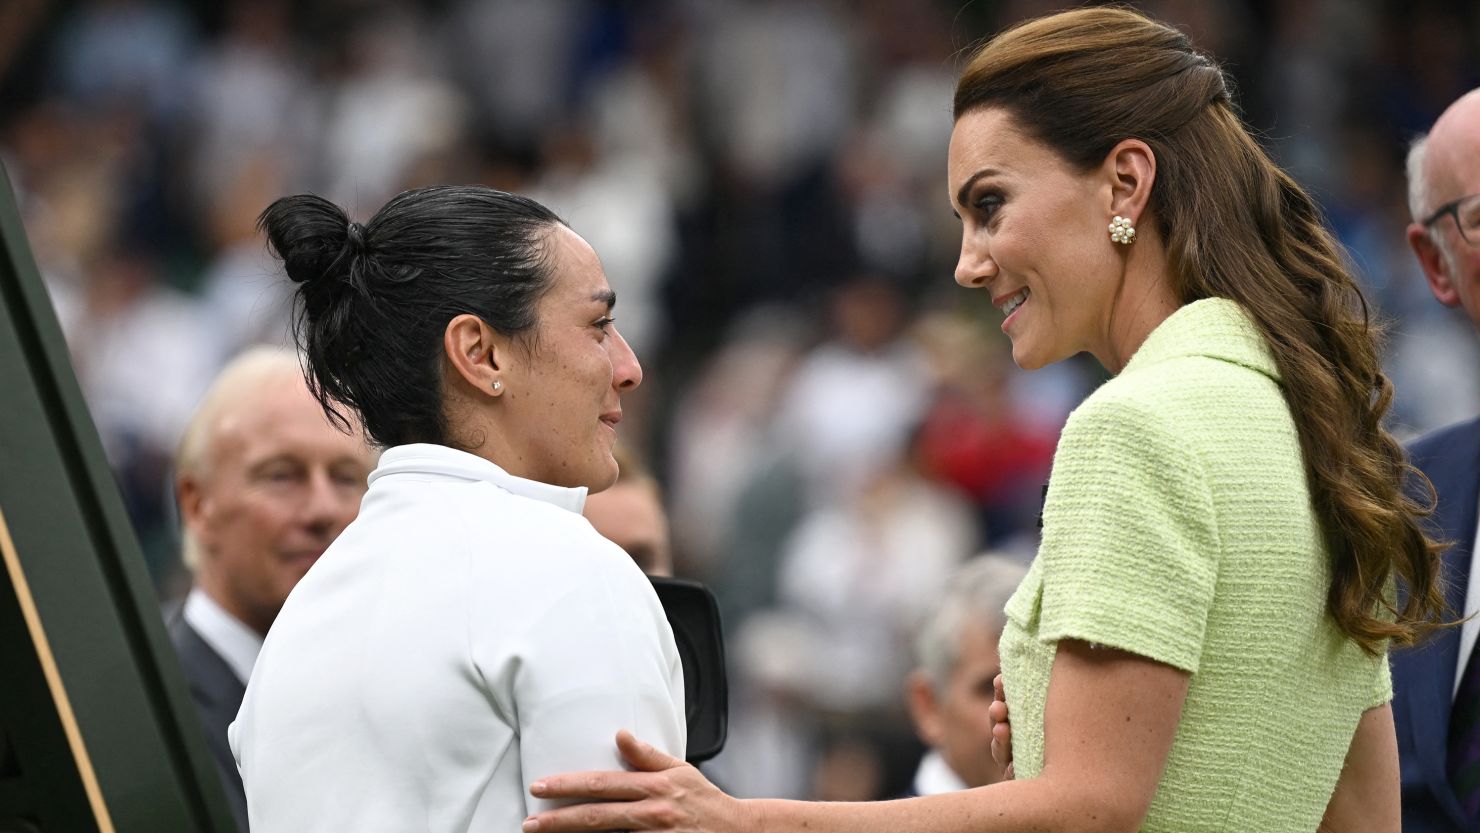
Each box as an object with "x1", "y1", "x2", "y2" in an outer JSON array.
[
  {"x1": 210, "y1": 375, "x2": 364, "y2": 464},
  {"x1": 947, "y1": 107, "x2": 1070, "y2": 201},
  {"x1": 1427, "y1": 94, "x2": 1480, "y2": 194},
  {"x1": 542, "y1": 224, "x2": 612, "y2": 302}
]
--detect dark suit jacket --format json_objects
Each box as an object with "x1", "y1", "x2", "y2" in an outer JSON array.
[
  {"x1": 1394, "y1": 416, "x2": 1480, "y2": 833},
  {"x1": 166, "y1": 604, "x2": 249, "y2": 833}
]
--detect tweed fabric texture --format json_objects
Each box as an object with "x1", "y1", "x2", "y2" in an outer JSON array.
[{"x1": 999, "y1": 298, "x2": 1391, "y2": 832}]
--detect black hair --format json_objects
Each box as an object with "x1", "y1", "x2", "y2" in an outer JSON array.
[{"x1": 258, "y1": 185, "x2": 564, "y2": 448}]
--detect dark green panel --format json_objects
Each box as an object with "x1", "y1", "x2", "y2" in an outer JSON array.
[{"x1": 0, "y1": 160, "x2": 235, "y2": 832}]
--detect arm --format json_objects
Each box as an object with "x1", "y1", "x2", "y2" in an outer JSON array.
[
  {"x1": 1317, "y1": 704, "x2": 1399, "y2": 833},
  {"x1": 524, "y1": 639, "x2": 1188, "y2": 833},
  {"x1": 486, "y1": 534, "x2": 687, "y2": 814}
]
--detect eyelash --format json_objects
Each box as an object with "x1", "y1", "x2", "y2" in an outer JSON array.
[
  {"x1": 595, "y1": 316, "x2": 615, "y2": 331},
  {"x1": 974, "y1": 191, "x2": 1004, "y2": 217}
]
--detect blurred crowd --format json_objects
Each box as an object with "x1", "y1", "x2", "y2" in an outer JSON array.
[{"x1": 3, "y1": 0, "x2": 1477, "y2": 802}]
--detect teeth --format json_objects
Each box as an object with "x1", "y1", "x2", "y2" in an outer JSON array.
[{"x1": 1001, "y1": 288, "x2": 1029, "y2": 317}]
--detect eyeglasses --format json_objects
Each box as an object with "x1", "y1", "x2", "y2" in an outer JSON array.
[{"x1": 1421, "y1": 192, "x2": 1480, "y2": 246}]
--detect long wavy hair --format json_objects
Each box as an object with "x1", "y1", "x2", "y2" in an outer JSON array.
[{"x1": 954, "y1": 7, "x2": 1445, "y2": 650}]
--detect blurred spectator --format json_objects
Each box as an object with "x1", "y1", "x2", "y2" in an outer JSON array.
[
  {"x1": 912, "y1": 310, "x2": 1057, "y2": 548},
  {"x1": 50, "y1": 0, "x2": 195, "y2": 126},
  {"x1": 1392, "y1": 87, "x2": 1480, "y2": 833},
  {"x1": 667, "y1": 308, "x2": 808, "y2": 583},
  {"x1": 774, "y1": 276, "x2": 933, "y2": 506},
  {"x1": 904, "y1": 555, "x2": 1028, "y2": 795},
  {"x1": 583, "y1": 445, "x2": 673, "y2": 577},
  {"x1": 316, "y1": 5, "x2": 470, "y2": 209},
  {"x1": 167, "y1": 347, "x2": 375, "y2": 831}
]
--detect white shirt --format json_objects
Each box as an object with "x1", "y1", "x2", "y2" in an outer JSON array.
[
  {"x1": 183, "y1": 586, "x2": 263, "y2": 684},
  {"x1": 911, "y1": 750, "x2": 968, "y2": 796},
  {"x1": 230, "y1": 444, "x2": 686, "y2": 832},
  {"x1": 1456, "y1": 499, "x2": 1480, "y2": 699}
]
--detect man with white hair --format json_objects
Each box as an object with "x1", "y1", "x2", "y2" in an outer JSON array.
[
  {"x1": 167, "y1": 347, "x2": 375, "y2": 831},
  {"x1": 903, "y1": 555, "x2": 1028, "y2": 795},
  {"x1": 1393, "y1": 87, "x2": 1480, "y2": 833}
]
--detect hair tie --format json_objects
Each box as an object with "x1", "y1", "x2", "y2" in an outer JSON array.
[{"x1": 346, "y1": 221, "x2": 368, "y2": 255}]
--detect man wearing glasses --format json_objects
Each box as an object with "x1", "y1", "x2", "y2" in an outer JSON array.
[{"x1": 1394, "y1": 86, "x2": 1480, "y2": 833}]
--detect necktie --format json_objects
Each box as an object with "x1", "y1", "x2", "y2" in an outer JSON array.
[{"x1": 1449, "y1": 636, "x2": 1480, "y2": 817}]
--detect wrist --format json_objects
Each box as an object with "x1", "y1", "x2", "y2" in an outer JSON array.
[{"x1": 739, "y1": 798, "x2": 774, "y2": 833}]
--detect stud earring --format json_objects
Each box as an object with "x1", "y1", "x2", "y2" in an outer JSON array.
[
  {"x1": 492, "y1": 380, "x2": 502, "y2": 392},
  {"x1": 1109, "y1": 215, "x2": 1136, "y2": 245}
]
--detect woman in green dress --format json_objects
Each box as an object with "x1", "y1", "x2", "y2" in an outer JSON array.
[{"x1": 521, "y1": 8, "x2": 1445, "y2": 832}]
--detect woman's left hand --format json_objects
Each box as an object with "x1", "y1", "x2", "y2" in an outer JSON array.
[{"x1": 523, "y1": 730, "x2": 747, "y2": 833}]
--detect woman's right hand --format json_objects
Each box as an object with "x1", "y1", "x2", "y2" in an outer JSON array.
[
  {"x1": 525, "y1": 731, "x2": 749, "y2": 833},
  {"x1": 990, "y1": 674, "x2": 1014, "y2": 780}
]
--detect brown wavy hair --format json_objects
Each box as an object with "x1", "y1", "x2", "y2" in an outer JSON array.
[{"x1": 954, "y1": 7, "x2": 1445, "y2": 651}]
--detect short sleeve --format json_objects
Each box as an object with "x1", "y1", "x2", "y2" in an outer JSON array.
[
  {"x1": 474, "y1": 532, "x2": 686, "y2": 812},
  {"x1": 1370, "y1": 650, "x2": 1393, "y2": 709},
  {"x1": 1036, "y1": 396, "x2": 1222, "y2": 673}
]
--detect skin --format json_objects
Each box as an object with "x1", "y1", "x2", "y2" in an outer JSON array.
[
  {"x1": 948, "y1": 108, "x2": 1179, "y2": 373},
  {"x1": 906, "y1": 615, "x2": 1008, "y2": 789},
  {"x1": 583, "y1": 478, "x2": 673, "y2": 576},
  {"x1": 518, "y1": 107, "x2": 1205, "y2": 833},
  {"x1": 1318, "y1": 705, "x2": 1400, "y2": 833},
  {"x1": 177, "y1": 371, "x2": 374, "y2": 636},
  {"x1": 1406, "y1": 88, "x2": 1480, "y2": 331},
  {"x1": 525, "y1": 643, "x2": 1188, "y2": 833},
  {"x1": 443, "y1": 223, "x2": 643, "y2": 492}
]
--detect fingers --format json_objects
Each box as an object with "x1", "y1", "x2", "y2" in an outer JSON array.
[
  {"x1": 616, "y1": 729, "x2": 686, "y2": 772},
  {"x1": 987, "y1": 699, "x2": 1008, "y2": 723},
  {"x1": 523, "y1": 800, "x2": 646, "y2": 833},
  {"x1": 988, "y1": 680, "x2": 1013, "y2": 769},
  {"x1": 992, "y1": 719, "x2": 1013, "y2": 768},
  {"x1": 530, "y1": 770, "x2": 662, "y2": 802}
]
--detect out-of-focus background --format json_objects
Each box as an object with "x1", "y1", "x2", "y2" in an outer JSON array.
[{"x1": 3, "y1": 0, "x2": 1477, "y2": 801}]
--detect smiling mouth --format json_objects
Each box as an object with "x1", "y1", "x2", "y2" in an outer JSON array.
[{"x1": 1000, "y1": 288, "x2": 1029, "y2": 317}]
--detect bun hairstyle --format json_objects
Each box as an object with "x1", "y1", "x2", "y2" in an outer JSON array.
[
  {"x1": 954, "y1": 7, "x2": 1445, "y2": 650},
  {"x1": 259, "y1": 186, "x2": 563, "y2": 449}
]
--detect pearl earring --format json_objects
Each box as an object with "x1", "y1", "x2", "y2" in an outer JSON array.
[
  {"x1": 1109, "y1": 215, "x2": 1136, "y2": 245},
  {"x1": 492, "y1": 380, "x2": 502, "y2": 392}
]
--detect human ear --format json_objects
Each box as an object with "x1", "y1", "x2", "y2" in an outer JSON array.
[
  {"x1": 1104, "y1": 139, "x2": 1156, "y2": 226},
  {"x1": 177, "y1": 473, "x2": 208, "y2": 535},
  {"x1": 443, "y1": 314, "x2": 509, "y2": 395},
  {"x1": 906, "y1": 670, "x2": 944, "y2": 747},
  {"x1": 1407, "y1": 223, "x2": 1461, "y2": 307}
]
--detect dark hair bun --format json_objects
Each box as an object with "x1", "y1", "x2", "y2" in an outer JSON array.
[
  {"x1": 262, "y1": 185, "x2": 563, "y2": 450},
  {"x1": 258, "y1": 194, "x2": 358, "y2": 287}
]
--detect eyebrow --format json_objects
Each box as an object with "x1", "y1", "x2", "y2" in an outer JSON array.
[
  {"x1": 954, "y1": 167, "x2": 1002, "y2": 211},
  {"x1": 592, "y1": 289, "x2": 616, "y2": 310}
]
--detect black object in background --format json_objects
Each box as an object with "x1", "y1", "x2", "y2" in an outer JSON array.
[{"x1": 649, "y1": 577, "x2": 728, "y2": 764}]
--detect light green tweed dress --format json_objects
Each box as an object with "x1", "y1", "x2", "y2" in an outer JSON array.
[{"x1": 999, "y1": 298, "x2": 1390, "y2": 832}]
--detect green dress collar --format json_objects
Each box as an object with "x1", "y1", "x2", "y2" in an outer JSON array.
[{"x1": 1121, "y1": 297, "x2": 1281, "y2": 383}]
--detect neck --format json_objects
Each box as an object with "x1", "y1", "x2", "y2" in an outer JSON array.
[
  {"x1": 1093, "y1": 243, "x2": 1181, "y2": 374},
  {"x1": 197, "y1": 572, "x2": 273, "y2": 637}
]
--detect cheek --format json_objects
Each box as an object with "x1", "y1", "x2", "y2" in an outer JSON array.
[{"x1": 227, "y1": 493, "x2": 299, "y2": 545}]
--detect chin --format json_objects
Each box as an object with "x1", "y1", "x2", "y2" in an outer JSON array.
[
  {"x1": 1010, "y1": 343, "x2": 1049, "y2": 371},
  {"x1": 584, "y1": 456, "x2": 621, "y2": 494}
]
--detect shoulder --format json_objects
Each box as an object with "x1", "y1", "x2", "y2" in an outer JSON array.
[
  {"x1": 1064, "y1": 355, "x2": 1285, "y2": 463},
  {"x1": 1060, "y1": 368, "x2": 1204, "y2": 457},
  {"x1": 452, "y1": 484, "x2": 656, "y2": 603}
]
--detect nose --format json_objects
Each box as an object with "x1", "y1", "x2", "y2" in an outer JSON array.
[
  {"x1": 611, "y1": 327, "x2": 643, "y2": 392},
  {"x1": 955, "y1": 233, "x2": 996, "y2": 289}
]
